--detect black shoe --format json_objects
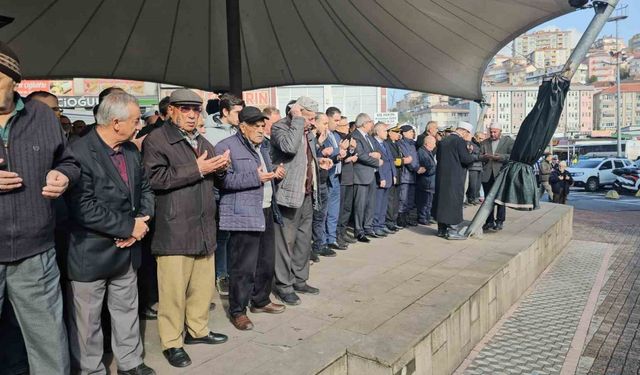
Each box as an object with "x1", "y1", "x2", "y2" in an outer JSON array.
[
  {"x1": 276, "y1": 291, "x2": 301, "y2": 305},
  {"x1": 417, "y1": 219, "x2": 428, "y2": 225},
  {"x1": 366, "y1": 232, "x2": 381, "y2": 238},
  {"x1": 373, "y1": 230, "x2": 388, "y2": 237},
  {"x1": 495, "y1": 222, "x2": 504, "y2": 230},
  {"x1": 310, "y1": 252, "x2": 320, "y2": 263},
  {"x1": 184, "y1": 331, "x2": 228, "y2": 345},
  {"x1": 216, "y1": 276, "x2": 229, "y2": 297},
  {"x1": 482, "y1": 223, "x2": 495, "y2": 231},
  {"x1": 357, "y1": 235, "x2": 370, "y2": 243},
  {"x1": 436, "y1": 229, "x2": 447, "y2": 237},
  {"x1": 118, "y1": 363, "x2": 156, "y2": 375},
  {"x1": 163, "y1": 348, "x2": 192, "y2": 368},
  {"x1": 342, "y1": 234, "x2": 357, "y2": 244},
  {"x1": 407, "y1": 220, "x2": 418, "y2": 227},
  {"x1": 328, "y1": 242, "x2": 348, "y2": 250},
  {"x1": 294, "y1": 284, "x2": 320, "y2": 295},
  {"x1": 382, "y1": 227, "x2": 395, "y2": 234},
  {"x1": 393, "y1": 224, "x2": 403, "y2": 230},
  {"x1": 139, "y1": 306, "x2": 157, "y2": 320},
  {"x1": 318, "y1": 247, "x2": 337, "y2": 257}
]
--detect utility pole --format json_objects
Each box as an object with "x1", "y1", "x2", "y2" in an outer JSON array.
[{"x1": 607, "y1": 4, "x2": 627, "y2": 157}]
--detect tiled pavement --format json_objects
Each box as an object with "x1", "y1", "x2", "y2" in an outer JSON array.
[
  {"x1": 463, "y1": 240, "x2": 606, "y2": 375},
  {"x1": 460, "y1": 208, "x2": 640, "y2": 375}
]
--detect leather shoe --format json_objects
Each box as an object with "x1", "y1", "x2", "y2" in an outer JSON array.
[
  {"x1": 231, "y1": 314, "x2": 254, "y2": 331},
  {"x1": 250, "y1": 302, "x2": 286, "y2": 314},
  {"x1": 328, "y1": 242, "x2": 348, "y2": 250},
  {"x1": 495, "y1": 221, "x2": 504, "y2": 230},
  {"x1": 163, "y1": 348, "x2": 191, "y2": 368},
  {"x1": 139, "y1": 306, "x2": 157, "y2": 320},
  {"x1": 482, "y1": 223, "x2": 495, "y2": 231},
  {"x1": 357, "y1": 235, "x2": 370, "y2": 243},
  {"x1": 276, "y1": 291, "x2": 301, "y2": 305},
  {"x1": 184, "y1": 331, "x2": 228, "y2": 345},
  {"x1": 382, "y1": 227, "x2": 395, "y2": 234},
  {"x1": 366, "y1": 232, "x2": 381, "y2": 238},
  {"x1": 342, "y1": 235, "x2": 357, "y2": 244},
  {"x1": 294, "y1": 283, "x2": 320, "y2": 295},
  {"x1": 373, "y1": 230, "x2": 388, "y2": 237},
  {"x1": 310, "y1": 252, "x2": 320, "y2": 263},
  {"x1": 118, "y1": 363, "x2": 156, "y2": 375}
]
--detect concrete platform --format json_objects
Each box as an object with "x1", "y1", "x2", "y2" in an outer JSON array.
[{"x1": 129, "y1": 203, "x2": 573, "y2": 375}]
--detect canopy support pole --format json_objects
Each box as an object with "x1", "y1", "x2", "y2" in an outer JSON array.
[
  {"x1": 226, "y1": 0, "x2": 242, "y2": 96},
  {"x1": 463, "y1": 0, "x2": 619, "y2": 239}
]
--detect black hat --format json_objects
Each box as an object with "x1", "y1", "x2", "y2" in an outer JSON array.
[
  {"x1": 0, "y1": 41, "x2": 21, "y2": 82},
  {"x1": 169, "y1": 89, "x2": 202, "y2": 106},
  {"x1": 400, "y1": 125, "x2": 414, "y2": 133},
  {"x1": 239, "y1": 106, "x2": 268, "y2": 124}
]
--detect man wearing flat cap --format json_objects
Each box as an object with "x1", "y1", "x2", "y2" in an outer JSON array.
[
  {"x1": 270, "y1": 96, "x2": 322, "y2": 306},
  {"x1": 215, "y1": 106, "x2": 286, "y2": 330},
  {"x1": 384, "y1": 125, "x2": 404, "y2": 232},
  {"x1": 432, "y1": 121, "x2": 477, "y2": 240},
  {"x1": 480, "y1": 123, "x2": 514, "y2": 231},
  {"x1": 142, "y1": 89, "x2": 230, "y2": 368}
]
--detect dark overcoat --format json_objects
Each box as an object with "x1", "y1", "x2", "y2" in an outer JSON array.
[
  {"x1": 417, "y1": 147, "x2": 436, "y2": 193},
  {"x1": 431, "y1": 133, "x2": 476, "y2": 225}
]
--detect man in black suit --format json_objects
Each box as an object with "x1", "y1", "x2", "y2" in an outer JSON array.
[
  {"x1": 351, "y1": 113, "x2": 382, "y2": 242},
  {"x1": 65, "y1": 92, "x2": 156, "y2": 375}
]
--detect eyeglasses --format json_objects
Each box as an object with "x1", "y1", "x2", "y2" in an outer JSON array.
[
  {"x1": 52, "y1": 107, "x2": 63, "y2": 113},
  {"x1": 174, "y1": 105, "x2": 202, "y2": 114}
]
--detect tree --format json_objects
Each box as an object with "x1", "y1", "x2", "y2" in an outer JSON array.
[{"x1": 587, "y1": 75, "x2": 598, "y2": 84}]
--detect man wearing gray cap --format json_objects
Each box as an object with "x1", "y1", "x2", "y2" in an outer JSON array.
[
  {"x1": 143, "y1": 89, "x2": 230, "y2": 368},
  {"x1": 270, "y1": 96, "x2": 321, "y2": 306},
  {"x1": 431, "y1": 121, "x2": 477, "y2": 240}
]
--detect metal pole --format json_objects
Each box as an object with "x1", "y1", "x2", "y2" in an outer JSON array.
[
  {"x1": 465, "y1": 0, "x2": 619, "y2": 239},
  {"x1": 226, "y1": 0, "x2": 242, "y2": 96},
  {"x1": 615, "y1": 19, "x2": 622, "y2": 157},
  {"x1": 561, "y1": 0, "x2": 619, "y2": 81}
]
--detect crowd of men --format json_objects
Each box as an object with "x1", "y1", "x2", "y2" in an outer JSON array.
[{"x1": 0, "y1": 41, "x2": 520, "y2": 374}]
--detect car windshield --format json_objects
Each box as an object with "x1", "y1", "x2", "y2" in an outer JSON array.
[{"x1": 573, "y1": 160, "x2": 602, "y2": 168}]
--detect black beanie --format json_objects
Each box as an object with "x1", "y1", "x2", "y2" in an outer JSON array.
[{"x1": 0, "y1": 41, "x2": 21, "y2": 83}]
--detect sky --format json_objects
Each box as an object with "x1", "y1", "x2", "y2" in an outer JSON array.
[{"x1": 388, "y1": 0, "x2": 640, "y2": 108}]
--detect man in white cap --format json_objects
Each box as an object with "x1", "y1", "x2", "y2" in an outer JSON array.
[
  {"x1": 431, "y1": 121, "x2": 477, "y2": 239},
  {"x1": 480, "y1": 123, "x2": 514, "y2": 231}
]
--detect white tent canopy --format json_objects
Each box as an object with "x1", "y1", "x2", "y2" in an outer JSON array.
[{"x1": 0, "y1": 0, "x2": 575, "y2": 100}]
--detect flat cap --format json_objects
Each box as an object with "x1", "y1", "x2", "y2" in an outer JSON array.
[
  {"x1": 400, "y1": 124, "x2": 414, "y2": 133},
  {"x1": 295, "y1": 96, "x2": 319, "y2": 112},
  {"x1": 239, "y1": 106, "x2": 269, "y2": 123},
  {"x1": 169, "y1": 89, "x2": 202, "y2": 106}
]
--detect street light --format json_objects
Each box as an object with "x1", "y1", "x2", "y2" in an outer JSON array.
[{"x1": 607, "y1": 3, "x2": 628, "y2": 157}]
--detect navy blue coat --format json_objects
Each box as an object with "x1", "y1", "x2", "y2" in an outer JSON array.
[
  {"x1": 375, "y1": 138, "x2": 395, "y2": 189},
  {"x1": 215, "y1": 132, "x2": 282, "y2": 231},
  {"x1": 398, "y1": 138, "x2": 419, "y2": 184},
  {"x1": 417, "y1": 147, "x2": 436, "y2": 193}
]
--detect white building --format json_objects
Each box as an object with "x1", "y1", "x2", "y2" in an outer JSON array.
[{"x1": 512, "y1": 28, "x2": 575, "y2": 58}]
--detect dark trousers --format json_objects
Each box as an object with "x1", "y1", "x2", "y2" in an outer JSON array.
[
  {"x1": 466, "y1": 170, "x2": 482, "y2": 201},
  {"x1": 416, "y1": 190, "x2": 434, "y2": 222},
  {"x1": 373, "y1": 187, "x2": 390, "y2": 231},
  {"x1": 0, "y1": 302, "x2": 29, "y2": 375},
  {"x1": 483, "y1": 174, "x2": 506, "y2": 224},
  {"x1": 553, "y1": 192, "x2": 568, "y2": 204},
  {"x1": 385, "y1": 184, "x2": 400, "y2": 228},
  {"x1": 215, "y1": 229, "x2": 230, "y2": 279},
  {"x1": 137, "y1": 237, "x2": 157, "y2": 309},
  {"x1": 398, "y1": 183, "x2": 415, "y2": 213},
  {"x1": 228, "y1": 207, "x2": 275, "y2": 317},
  {"x1": 312, "y1": 184, "x2": 329, "y2": 252},
  {"x1": 338, "y1": 184, "x2": 354, "y2": 236},
  {"x1": 353, "y1": 181, "x2": 375, "y2": 236}
]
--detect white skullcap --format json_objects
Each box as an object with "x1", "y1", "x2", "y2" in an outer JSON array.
[
  {"x1": 488, "y1": 123, "x2": 502, "y2": 130},
  {"x1": 457, "y1": 121, "x2": 473, "y2": 133}
]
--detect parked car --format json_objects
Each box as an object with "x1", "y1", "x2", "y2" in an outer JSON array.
[
  {"x1": 567, "y1": 157, "x2": 633, "y2": 192},
  {"x1": 634, "y1": 159, "x2": 640, "y2": 168},
  {"x1": 613, "y1": 166, "x2": 640, "y2": 194}
]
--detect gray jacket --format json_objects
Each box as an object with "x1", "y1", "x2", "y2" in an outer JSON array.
[
  {"x1": 480, "y1": 136, "x2": 514, "y2": 182},
  {"x1": 270, "y1": 115, "x2": 319, "y2": 209},
  {"x1": 202, "y1": 115, "x2": 236, "y2": 147},
  {"x1": 539, "y1": 160, "x2": 553, "y2": 182}
]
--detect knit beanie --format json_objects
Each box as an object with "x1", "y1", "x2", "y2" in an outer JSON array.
[{"x1": 0, "y1": 41, "x2": 21, "y2": 83}]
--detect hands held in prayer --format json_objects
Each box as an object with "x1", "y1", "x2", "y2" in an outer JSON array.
[
  {"x1": 369, "y1": 151, "x2": 381, "y2": 160},
  {"x1": 402, "y1": 155, "x2": 413, "y2": 164},
  {"x1": 338, "y1": 148, "x2": 347, "y2": 159},
  {"x1": 345, "y1": 154, "x2": 358, "y2": 163},
  {"x1": 117, "y1": 215, "x2": 151, "y2": 248},
  {"x1": 417, "y1": 167, "x2": 427, "y2": 174},
  {"x1": 197, "y1": 150, "x2": 230, "y2": 175},
  {"x1": 322, "y1": 146, "x2": 334, "y2": 157},
  {"x1": 0, "y1": 159, "x2": 22, "y2": 192},
  {"x1": 257, "y1": 166, "x2": 276, "y2": 182},
  {"x1": 349, "y1": 138, "x2": 357, "y2": 149},
  {"x1": 274, "y1": 163, "x2": 286, "y2": 179},
  {"x1": 380, "y1": 179, "x2": 386, "y2": 188},
  {"x1": 340, "y1": 139, "x2": 350, "y2": 150},
  {"x1": 319, "y1": 158, "x2": 333, "y2": 170},
  {"x1": 42, "y1": 170, "x2": 70, "y2": 199}
]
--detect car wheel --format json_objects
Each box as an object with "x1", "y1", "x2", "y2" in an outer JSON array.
[{"x1": 586, "y1": 177, "x2": 598, "y2": 192}]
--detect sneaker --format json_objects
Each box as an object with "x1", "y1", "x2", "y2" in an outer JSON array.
[
  {"x1": 276, "y1": 291, "x2": 301, "y2": 306},
  {"x1": 318, "y1": 247, "x2": 337, "y2": 257},
  {"x1": 216, "y1": 277, "x2": 229, "y2": 297}
]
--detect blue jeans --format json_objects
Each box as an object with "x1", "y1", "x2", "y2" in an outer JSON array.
[
  {"x1": 373, "y1": 187, "x2": 390, "y2": 231},
  {"x1": 215, "y1": 229, "x2": 230, "y2": 279},
  {"x1": 324, "y1": 175, "x2": 341, "y2": 244},
  {"x1": 312, "y1": 184, "x2": 329, "y2": 252}
]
